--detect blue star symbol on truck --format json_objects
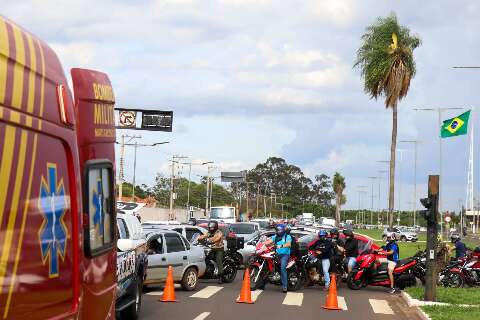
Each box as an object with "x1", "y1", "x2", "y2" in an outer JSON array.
[
  {"x1": 92, "y1": 180, "x2": 104, "y2": 235},
  {"x1": 38, "y1": 163, "x2": 68, "y2": 278}
]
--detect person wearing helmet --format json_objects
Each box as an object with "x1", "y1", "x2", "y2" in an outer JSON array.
[
  {"x1": 377, "y1": 232, "x2": 399, "y2": 293},
  {"x1": 285, "y1": 224, "x2": 298, "y2": 258},
  {"x1": 339, "y1": 229, "x2": 358, "y2": 273},
  {"x1": 198, "y1": 221, "x2": 225, "y2": 283},
  {"x1": 450, "y1": 233, "x2": 467, "y2": 259},
  {"x1": 267, "y1": 224, "x2": 292, "y2": 292},
  {"x1": 308, "y1": 229, "x2": 333, "y2": 289},
  {"x1": 329, "y1": 228, "x2": 345, "y2": 274}
]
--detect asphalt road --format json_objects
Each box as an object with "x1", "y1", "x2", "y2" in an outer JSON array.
[{"x1": 140, "y1": 273, "x2": 421, "y2": 320}]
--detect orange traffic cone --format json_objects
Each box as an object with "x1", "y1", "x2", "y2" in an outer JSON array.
[
  {"x1": 322, "y1": 274, "x2": 342, "y2": 310},
  {"x1": 160, "y1": 266, "x2": 177, "y2": 302},
  {"x1": 236, "y1": 267, "x2": 254, "y2": 304}
]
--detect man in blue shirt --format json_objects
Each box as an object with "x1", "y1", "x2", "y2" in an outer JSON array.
[
  {"x1": 268, "y1": 224, "x2": 292, "y2": 293},
  {"x1": 377, "y1": 232, "x2": 399, "y2": 294},
  {"x1": 451, "y1": 234, "x2": 467, "y2": 259}
]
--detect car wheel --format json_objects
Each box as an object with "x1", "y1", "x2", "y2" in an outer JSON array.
[
  {"x1": 347, "y1": 272, "x2": 364, "y2": 290},
  {"x1": 181, "y1": 267, "x2": 198, "y2": 291},
  {"x1": 120, "y1": 276, "x2": 142, "y2": 320}
]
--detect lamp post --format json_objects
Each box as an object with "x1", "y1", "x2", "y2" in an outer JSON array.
[
  {"x1": 368, "y1": 177, "x2": 377, "y2": 225},
  {"x1": 400, "y1": 140, "x2": 421, "y2": 226}
]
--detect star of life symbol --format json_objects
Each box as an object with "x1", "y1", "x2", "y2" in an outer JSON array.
[
  {"x1": 92, "y1": 179, "x2": 104, "y2": 236},
  {"x1": 38, "y1": 163, "x2": 68, "y2": 278}
]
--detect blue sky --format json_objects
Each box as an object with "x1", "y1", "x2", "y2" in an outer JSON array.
[{"x1": 5, "y1": 0, "x2": 480, "y2": 212}]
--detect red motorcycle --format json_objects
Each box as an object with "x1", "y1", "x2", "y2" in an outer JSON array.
[
  {"x1": 442, "y1": 247, "x2": 480, "y2": 287},
  {"x1": 347, "y1": 243, "x2": 425, "y2": 290},
  {"x1": 248, "y1": 236, "x2": 301, "y2": 291}
]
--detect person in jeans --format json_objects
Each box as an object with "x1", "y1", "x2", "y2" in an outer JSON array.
[
  {"x1": 266, "y1": 224, "x2": 292, "y2": 293},
  {"x1": 308, "y1": 230, "x2": 333, "y2": 290},
  {"x1": 339, "y1": 229, "x2": 358, "y2": 273}
]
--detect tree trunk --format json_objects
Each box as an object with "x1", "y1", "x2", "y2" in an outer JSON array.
[
  {"x1": 335, "y1": 193, "x2": 341, "y2": 227},
  {"x1": 389, "y1": 103, "x2": 398, "y2": 227}
]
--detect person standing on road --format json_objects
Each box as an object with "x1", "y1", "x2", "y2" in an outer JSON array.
[
  {"x1": 450, "y1": 234, "x2": 468, "y2": 259},
  {"x1": 308, "y1": 230, "x2": 333, "y2": 290},
  {"x1": 198, "y1": 221, "x2": 225, "y2": 284},
  {"x1": 267, "y1": 224, "x2": 292, "y2": 293},
  {"x1": 338, "y1": 229, "x2": 358, "y2": 273}
]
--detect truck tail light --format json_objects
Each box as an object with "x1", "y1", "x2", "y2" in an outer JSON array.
[{"x1": 57, "y1": 84, "x2": 72, "y2": 125}]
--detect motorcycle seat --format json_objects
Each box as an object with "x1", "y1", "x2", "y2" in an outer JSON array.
[{"x1": 397, "y1": 258, "x2": 414, "y2": 267}]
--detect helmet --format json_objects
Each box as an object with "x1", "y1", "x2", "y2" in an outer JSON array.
[
  {"x1": 385, "y1": 231, "x2": 396, "y2": 243},
  {"x1": 451, "y1": 233, "x2": 460, "y2": 243},
  {"x1": 276, "y1": 224, "x2": 286, "y2": 237},
  {"x1": 318, "y1": 229, "x2": 328, "y2": 239},
  {"x1": 330, "y1": 228, "x2": 339, "y2": 238},
  {"x1": 208, "y1": 221, "x2": 219, "y2": 233},
  {"x1": 343, "y1": 229, "x2": 354, "y2": 239},
  {"x1": 285, "y1": 224, "x2": 292, "y2": 234}
]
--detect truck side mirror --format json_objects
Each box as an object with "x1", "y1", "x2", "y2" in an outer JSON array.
[{"x1": 117, "y1": 239, "x2": 136, "y2": 252}]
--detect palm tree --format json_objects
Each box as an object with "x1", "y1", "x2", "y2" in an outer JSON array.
[
  {"x1": 333, "y1": 172, "x2": 346, "y2": 227},
  {"x1": 354, "y1": 13, "x2": 421, "y2": 226}
]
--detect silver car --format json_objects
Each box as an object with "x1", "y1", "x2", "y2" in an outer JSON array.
[
  {"x1": 142, "y1": 223, "x2": 208, "y2": 243},
  {"x1": 144, "y1": 230, "x2": 206, "y2": 291},
  {"x1": 229, "y1": 222, "x2": 261, "y2": 242}
]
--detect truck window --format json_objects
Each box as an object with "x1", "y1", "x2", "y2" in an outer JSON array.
[
  {"x1": 165, "y1": 234, "x2": 186, "y2": 253},
  {"x1": 85, "y1": 161, "x2": 115, "y2": 256}
]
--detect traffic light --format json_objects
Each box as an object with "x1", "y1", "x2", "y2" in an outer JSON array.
[{"x1": 420, "y1": 197, "x2": 436, "y2": 224}]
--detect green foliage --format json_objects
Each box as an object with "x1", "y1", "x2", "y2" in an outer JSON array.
[
  {"x1": 118, "y1": 182, "x2": 151, "y2": 199},
  {"x1": 421, "y1": 305, "x2": 480, "y2": 320},
  {"x1": 354, "y1": 13, "x2": 421, "y2": 106},
  {"x1": 406, "y1": 287, "x2": 480, "y2": 306}
]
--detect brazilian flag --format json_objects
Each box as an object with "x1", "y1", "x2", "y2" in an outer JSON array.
[{"x1": 441, "y1": 110, "x2": 471, "y2": 138}]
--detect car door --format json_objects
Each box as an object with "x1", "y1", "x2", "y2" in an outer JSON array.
[
  {"x1": 164, "y1": 233, "x2": 188, "y2": 280},
  {"x1": 146, "y1": 235, "x2": 168, "y2": 282}
]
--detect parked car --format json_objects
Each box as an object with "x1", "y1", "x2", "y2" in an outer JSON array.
[
  {"x1": 143, "y1": 230, "x2": 206, "y2": 291},
  {"x1": 229, "y1": 222, "x2": 261, "y2": 242},
  {"x1": 250, "y1": 218, "x2": 271, "y2": 230},
  {"x1": 142, "y1": 223, "x2": 208, "y2": 243},
  {"x1": 382, "y1": 227, "x2": 418, "y2": 242},
  {"x1": 116, "y1": 213, "x2": 148, "y2": 320}
]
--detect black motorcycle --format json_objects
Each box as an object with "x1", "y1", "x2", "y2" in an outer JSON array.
[{"x1": 192, "y1": 235, "x2": 242, "y2": 283}]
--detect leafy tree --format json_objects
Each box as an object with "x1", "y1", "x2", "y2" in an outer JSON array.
[
  {"x1": 333, "y1": 172, "x2": 346, "y2": 227},
  {"x1": 354, "y1": 13, "x2": 421, "y2": 226}
]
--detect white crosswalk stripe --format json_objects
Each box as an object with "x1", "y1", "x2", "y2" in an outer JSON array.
[
  {"x1": 145, "y1": 291, "x2": 163, "y2": 296},
  {"x1": 282, "y1": 292, "x2": 303, "y2": 306},
  {"x1": 236, "y1": 289, "x2": 264, "y2": 302},
  {"x1": 369, "y1": 298, "x2": 394, "y2": 314},
  {"x1": 190, "y1": 286, "x2": 224, "y2": 299},
  {"x1": 337, "y1": 296, "x2": 348, "y2": 310},
  {"x1": 193, "y1": 312, "x2": 211, "y2": 320}
]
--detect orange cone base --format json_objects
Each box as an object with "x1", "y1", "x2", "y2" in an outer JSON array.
[
  {"x1": 322, "y1": 305, "x2": 342, "y2": 310},
  {"x1": 236, "y1": 298, "x2": 254, "y2": 304},
  {"x1": 160, "y1": 298, "x2": 177, "y2": 303}
]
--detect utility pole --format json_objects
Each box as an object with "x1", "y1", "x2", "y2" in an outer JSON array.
[
  {"x1": 368, "y1": 177, "x2": 377, "y2": 225},
  {"x1": 400, "y1": 140, "x2": 421, "y2": 226},
  {"x1": 415, "y1": 107, "x2": 463, "y2": 235},
  {"x1": 117, "y1": 134, "x2": 141, "y2": 200},
  {"x1": 169, "y1": 155, "x2": 188, "y2": 221},
  {"x1": 420, "y1": 175, "x2": 439, "y2": 302},
  {"x1": 181, "y1": 161, "x2": 213, "y2": 214},
  {"x1": 256, "y1": 185, "x2": 260, "y2": 218},
  {"x1": 205, "y1": 165, "x2": 215, "y2": 215}
]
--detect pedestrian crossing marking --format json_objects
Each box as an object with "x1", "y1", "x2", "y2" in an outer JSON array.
[
  {"x1": 190, "y1": 286, "x2": 223, "y2": 299},
  {"x1": 282, "y1": 292, "x2": 303, "y2": 306},
  {"x1": 337, "y1": 296, "x2": 348, "y2": 310},
  {"x1": 145, "y1": 291, "x2": 163, "y2": 296},
  {"x1": 369, "y1": 299, "x2": 394, "y2": 314},
  {"x1": 193, "y1": 312, "x2": 211, "y2": 320},
  {"x1": 237, "y1": 289, "x2": 263, "y2": 302}
]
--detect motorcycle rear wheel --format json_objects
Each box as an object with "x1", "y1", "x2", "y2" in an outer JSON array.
[
  {"x1": 287, "y1": 270, "x2": 301, "y2": 291},
  {"x1": 442, "y1": 272, "x2": 464, "y2": 288},
  {"x1": 222, "y1": 264, "x2": 237, "y2": 283},
  {"x1": 347, "y1": 272, "x2": 365, "y2": 290}
]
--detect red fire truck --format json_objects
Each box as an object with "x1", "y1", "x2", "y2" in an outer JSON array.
[{"x1": 0, "y1": 17, "x2": 117, "y2": 319}]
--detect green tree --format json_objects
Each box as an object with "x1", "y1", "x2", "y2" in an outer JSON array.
[
  {"x1": 333, "y1": 172, "x2": 346, "y2": 227},
  {"x1": 354, "y1": 13, "x2": 421, "y2": 226}
]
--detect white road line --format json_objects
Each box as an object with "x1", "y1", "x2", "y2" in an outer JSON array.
[
  {"x1": 193, "y1": 312, "x2": 211, "y2": 320},
  {"x1": 145, "y1": 291, "x2": 163, "y2": 296},
  {"x1": 190, "y1": 286, "x2": 223, "y2": 299},
  {"x1": 282, "y1": 292, "x2": 303, "y2": 306},
  {"x1": 237, "y1": 289, "x2": 263, "y2": 302},
  {"x1": 337, "y1": 296, "x2": 348, "y2": 310},
  {"x1": 369, "y1": 299, "x2": 394, "y2": 314}
]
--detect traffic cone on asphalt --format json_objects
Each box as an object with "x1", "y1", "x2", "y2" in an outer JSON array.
[
  {"x1": 236, "y1": 267, "x2": 254, "y2": 304},
  {"x1": 160, "y1": 266, "x2": 176, "y2": 302},
  {"x1": 322, "y1": 274, "x2": 341, "y2": 310}
]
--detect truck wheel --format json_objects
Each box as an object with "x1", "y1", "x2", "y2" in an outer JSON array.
[
  {"x1": 181, "y1": 267, "x2": 198, "y2": 291},
  {"x1": 121, "y1": 276, "x2": 142, "y2": 320}
]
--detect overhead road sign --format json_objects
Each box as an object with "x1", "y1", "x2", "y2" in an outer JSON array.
[
  {"x1": 115, "y1": 108, "x2": 173, "y2": 132},
  {"x1": 221, "y1": 171, "x2": 246, "y2": 183}
]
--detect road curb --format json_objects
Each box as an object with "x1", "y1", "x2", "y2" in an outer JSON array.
[{"x1": 400, "y1": 291, "x2": 432, "y2": 320}]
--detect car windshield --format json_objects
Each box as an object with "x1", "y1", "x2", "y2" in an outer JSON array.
[
  {"x1": 230, "y1": 224, "x2": 256, "y2": 234},
  {"x1": 252, "y1": 221, "x2": 269, "y2": 228},
  {"x1": 210, "y1": 207, "x2": 234, "y2": 219}
]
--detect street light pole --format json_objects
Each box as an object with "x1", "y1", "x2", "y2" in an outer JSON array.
[
  {"x1": 400, "y1": 140, "x2": 420, "y2": 226},
  {"x1": 368, "y1": 177, "x2": 377, "y2": 225}
]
